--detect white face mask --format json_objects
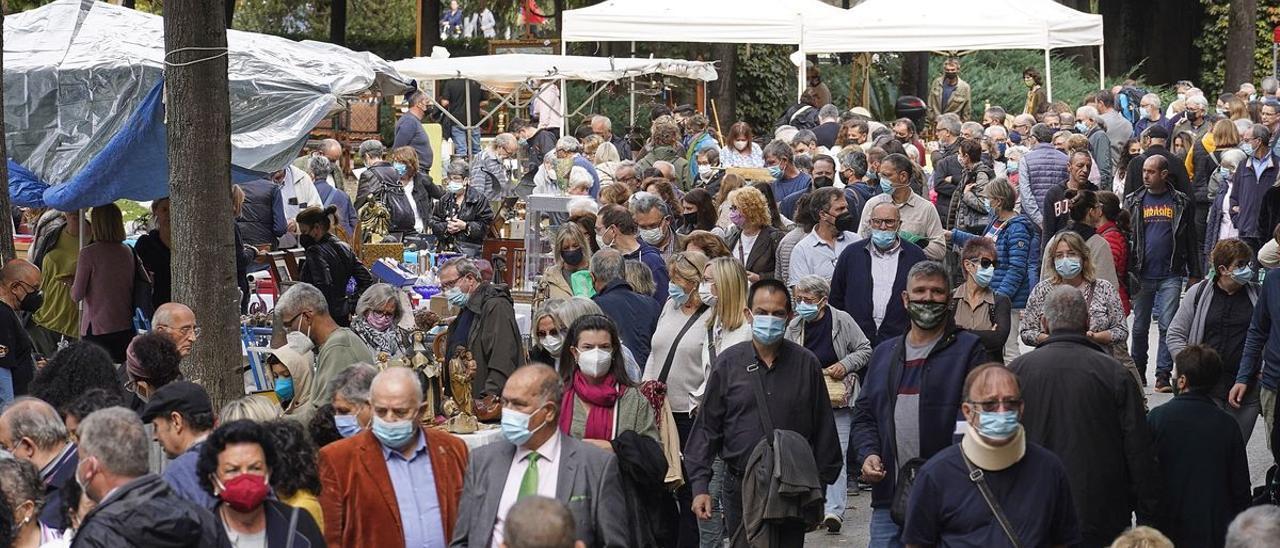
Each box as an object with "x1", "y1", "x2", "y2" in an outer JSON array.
[
  {"x1": 639, "y1": 226, "x2": 666, "y2": 245},
  {"x1": 698, "y1": 282, "x2": 717, "y2": 306},
  {"x1": 540, "y1": 335, "x2": 564, "y2": 356},
  {"x1": 735, "y1": 140, "x2": 749, "y2": 151},
  {"x1": 576, "y1": 348, "x2": 612, "y2": 378}
]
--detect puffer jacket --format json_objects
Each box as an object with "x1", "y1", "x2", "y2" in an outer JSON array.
[
  {"x1": 1097, "y1": 220, "x2": 1131, "y2": 314},
  {"x1": 952, "y1": 213, "x2": 1041, "y2": 308},
  {"x1": 1019, "y1": 143, "x2": 1069, "y2": 224},
  {"x1": 71, "y1": 474, "x2": 229, "y2": 548}
]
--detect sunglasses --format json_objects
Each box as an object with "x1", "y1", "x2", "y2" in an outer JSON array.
[{"x1": 965, "y1": 257, "x2": 997, "y2": 269}]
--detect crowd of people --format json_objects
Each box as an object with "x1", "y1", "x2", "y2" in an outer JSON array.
[{"x1": 9, "y1": 57, "x2": 1280, "y2": 548}]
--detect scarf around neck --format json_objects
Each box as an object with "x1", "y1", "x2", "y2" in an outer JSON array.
[{"x1": 560, "y1": 372, "x2": 623, "y2": 441}]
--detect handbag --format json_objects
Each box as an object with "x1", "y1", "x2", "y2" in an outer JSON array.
[
  {"x1": 823, "y1": 375, "x2": 847, "y2": 407},
  {"x1": 960, "y1": 450, "x2": 1023, "y2": 548}
]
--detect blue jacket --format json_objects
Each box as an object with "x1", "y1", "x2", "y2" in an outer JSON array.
[
  {"x1": 952, "y1": 214, "x2": 1041, "y2": 308},
  {"x1": 829, "y1": 239, "x2": 926, "y2": 347},
  {"x1": 625, "y1": 241, "x2": 670, "y2": 304},
  {"x1": 314, "y1": 180, "x2": 357, "y2": 237},
  {"x1": 593, "y1": 280, "x2": 661, "y2": 368},
  {"x1": 1238, "y1": 267, "x2": 1280, "y2": 390},
  {"x1": 850, "y1": 327, "x2": 988, "y2": 508}
]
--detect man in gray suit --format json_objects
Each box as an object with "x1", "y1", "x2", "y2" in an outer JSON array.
[{"x1": 450, "y1": 364, "x2": 630, "y2": 548}]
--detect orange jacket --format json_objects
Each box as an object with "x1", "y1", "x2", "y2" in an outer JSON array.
[{"x1": 318, "y1": 428, "x2": 469, "y2": 548}]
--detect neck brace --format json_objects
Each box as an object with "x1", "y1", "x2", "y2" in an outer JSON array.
[{"x1": 960, "y1": 424, "x2": 1026, "y2": 472}]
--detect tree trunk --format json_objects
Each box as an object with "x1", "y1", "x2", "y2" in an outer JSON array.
[
  {"x1": 899, "y1": 52, "x2": 929, "y2": 100},
  {"x1": 710, "y1": 43, "x2": 737, "y2": 134},
  {"x1": 224, "y1": 0, "x2": 235, "y2": 29},
  {"x1": 1225, "y1": 0, "x2": 1257, "y2": 91},
  {"x1": 163, "y1": 0, "x2": 240, "y2": 407},
  {"x1": 417, "y1": 0, "x2": 442, "y2": 56},
  {"x1": 0, "y1": 6, "x2": 12, "y2": 264},
  {"x1": 553, "y1": 0, "x2": 564, "y2": 39},
  {"x1": 330, "y1": 0, "x2": 347, "y2": 46}
]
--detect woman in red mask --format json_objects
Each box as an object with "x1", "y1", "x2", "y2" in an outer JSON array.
[{"x1": 196, "y1": 420, "x2": 325, "y2": 547}]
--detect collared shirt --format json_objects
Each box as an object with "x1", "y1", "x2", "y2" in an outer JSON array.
[
  {"x1": 870, "y1": 243, "x2": 903, "y2": 328},
  {"x1": 859, "y1": 192, "x2": 946, "y2": 259},
  {"x1": 381, "y1": 431, "x2": 447, "y2": 548},
  {"x1": 1250, "y1": 153, "x2": 1273, "y2": 181},
  {"x1": 950, "y1": 286, "x2": 997, "y2": 331},
  {"x1": 493, "y1": 432, "x2": 563, "y2": 548},
  {"x1": 789, "y1": 229, "x2": 862, "y2": 285},
  {"x1": 39, "y1": 443, "x2": 76, "y2": 484}
]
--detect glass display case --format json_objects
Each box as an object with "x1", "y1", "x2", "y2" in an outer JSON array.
[{"x1": 522, "y1": 193, "x2": 574, "y2": 292}]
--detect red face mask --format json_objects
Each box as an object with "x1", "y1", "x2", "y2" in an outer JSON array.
[{"x1": 217, "y1": 474, "x2": 271, "y2": 512}]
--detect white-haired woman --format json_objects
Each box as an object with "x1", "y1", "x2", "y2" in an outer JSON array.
[
  {"x1": 349, "y1": 283, "x2": 412, "y2": 358},
  {"x1": 783, "y1": 274, "x2": 871, "y2": 533},
  {"x1": 429, "y1": 158, "x2": 495, "y2": 255},
  {"x1": 594, "y1": 141, "x2": 622, "y2": 187}
]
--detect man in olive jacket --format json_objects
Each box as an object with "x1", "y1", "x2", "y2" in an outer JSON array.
[{"x1": 439, "y1": 257, "x2": 525, "y2": 404}]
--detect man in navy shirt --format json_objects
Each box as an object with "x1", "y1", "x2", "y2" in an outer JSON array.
[
  {"x1": 393, "y1": 90, "x2": 435, "y2": 174},
  {"x1": 903, "y1": 363, "x2": 1080, "y2": 548},
  {"x1": 763, "y1": 139, "x2": 812, "y2": 208},
  {"x1": 596, "y1": 204, "x2": 669, "y2": 304},
  {"x1": 1123, "y1": 155, "x2": 1202, "y2": 393}
]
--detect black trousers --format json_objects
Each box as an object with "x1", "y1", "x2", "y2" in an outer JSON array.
[
  {"x1": 673, "y1": 412, "x2": 701, "y2": 548},
  {"x1": 722, "y1": 467, "x2": 807, "y2": 545}
]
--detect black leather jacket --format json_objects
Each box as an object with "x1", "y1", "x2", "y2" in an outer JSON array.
[
  {"x1": 298, "y1": 233, "x2": 373, "y2": 326},
  {"x1": 429, "y1": 187, "x2": 495, "y2": 247}
]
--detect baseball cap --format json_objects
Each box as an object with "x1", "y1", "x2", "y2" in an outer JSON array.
[{"x1": 140, "y1": 381, "x2": 213, "y2": 423}]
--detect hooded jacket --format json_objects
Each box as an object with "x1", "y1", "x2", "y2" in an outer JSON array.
[
  {"x1": 446, "y1": 280, "x2": 525, "y2": 398},
  {"x1": 71, "y1": 474, "x2": 229, "y2": 548}
]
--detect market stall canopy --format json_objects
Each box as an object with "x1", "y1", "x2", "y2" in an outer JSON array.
[
  {"x1": 4, "y1": 0, "x2": 408, "y2": 210},
  {"x1": 805, "y1": 0, "x2": 1104, "y2": 53},
  {"x1": 392, "y1": 53, "x2": 718, "y2": 94},
  {"x1": 561, "y1": 0, "x2": 848, "y2": 46}
]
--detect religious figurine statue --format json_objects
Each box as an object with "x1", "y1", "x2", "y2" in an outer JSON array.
[
  {"x1": 411, "y1": 330, "x2": 445, "y2": 417},
  {"x1": 358, "y1": 199, "x2": 391, "y2": 243},
  {"x1": 448, "y1": 346, "x2": 475, "y2": 416},
  {"x1": 375, "y1": 351, "x2": 391, "y2": 371}
]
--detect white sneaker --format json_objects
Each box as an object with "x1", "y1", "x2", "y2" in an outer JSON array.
[{"x1": 823, "y1": 513, "x2": 842, "y2": 534}]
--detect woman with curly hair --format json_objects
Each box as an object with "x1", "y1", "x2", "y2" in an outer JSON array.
[
  {"x1": 724, "y1": 186, "x2": 782, "y2": 282},
  {"x1": 122, "y1": 333, "x2": 183, "y2": 404},
  {"x1": 263, "y1": 420, "x2": 324, "y2": 530},
  {"x1": 29, "y1": 342, "x2": 124, "y2": 414},
  {"x1": 197, "y1": 420, "x2": 324, "y2": 547}
]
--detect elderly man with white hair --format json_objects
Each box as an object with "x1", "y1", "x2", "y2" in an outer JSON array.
[
  {"x1": 471, "y1": 133, "x2": 520, "y2": 202},
  {"x1": 1175, "y1": 94, "x2": 1214, "y2": 140},
  {"x1": 591, "y1": 114, "x2": 631, "y2": 161},
  {"x1": 277, "y1": 282, "x2": 373, "y2": 414},
  {"x1": 1074, "y1": 105, "x2": 1113, "y2": 184}
]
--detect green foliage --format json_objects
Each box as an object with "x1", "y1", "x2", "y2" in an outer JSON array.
[
  {"x1": 1196, "y1": 0, "x2": 1280, "y2": 95},
  {"x1": 735, "y1": 44, "x2": 797, "y2": 134}
]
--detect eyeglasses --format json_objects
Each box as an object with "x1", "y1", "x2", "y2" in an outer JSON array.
[
  {"x1": 968, "y1": 399, "x2": 1023, "y2": 412},
  {"x1": 440, "y1": 275, "x2": 467, "y2": 291},
  {"x1": 965, "y1": 257, "x2": 997, "y2": 269},
  {"x1": 794, "y1": 295, "x2": 824, "y2": 306},
  {"x1": 283, "y1": 312, "x2": 306, "y2": 331},
  {"x1": 868, "y1": 218, "x2": 899, "y2": 229}
]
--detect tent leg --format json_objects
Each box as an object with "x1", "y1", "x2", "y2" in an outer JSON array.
[
  {"x1": 1044, "y1": 49, "x2": 1053, "y2": 103},
  {"x1": 1098, "y1": 44, "x2": 1105, "y2": 90},
  {"x1": 561, "y1": 40, "x2": 569, "y2": 137},
  {"x1": 797, "y1": 34, "x2": 805, "y2": 102},
  {"x1": 629, "y1": 41, "x2": 636, "y2": 128},
  {"x1": 464, "y1": 80, "x2": 473, "y2": 162}
]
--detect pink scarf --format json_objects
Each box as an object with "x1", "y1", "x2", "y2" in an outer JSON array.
[{"x1": 559, "y1": 372, "x2": 623, "y2": 440}]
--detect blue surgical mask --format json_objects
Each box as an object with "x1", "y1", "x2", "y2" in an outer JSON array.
[
  {"x1": 668, "y1": 282, "x2": 690, "y2": 306},
  {"x1": 983, "y1": 198, "x2": 996, "y2": 215},
  {"x1": 879, "y1": 175, "x2": 893, "y2": 194},
  {"x1": 976, "y1": 410, "x2": 1020, "y2": 440},
  {"x1": 1054, "y1": 257, "x2": 1082, "y2": 278},
  {"x1": 1242, "y1": 141, "x2": 1256, "y2": 157},
  {"x1": 1005, "y1": 160, "x2": 1019, "y2": 174},
  {"x1": 1218, "y1": 166, "x2": 1231, "y2": 180},
  {"x1": 501, "y1": 404, "x2": 548, "y2": 446},
  {"x1": 974, "y1": 266, "x2": 994, "y2": 288},
  {"x1": 796, "y1": 301, "x2": 821, "y2": 321},
  {"x1": 1075, "y1": 121, "x2": 1088, "y2": 133},
  {"x1": 273, "y1": 377, "x2": 294, "y2": 402},
  {"x1": 334, "y1": 414, "x2": 362, "y2": 438},
  {"x1": 371, "y1": 415, "x2": 418, "y2": 448},
  {"x1": 447, "y1": 181, "x2": 465, "y2": 194},
  {"x1": 446, "y1": 286, "x2": 470, "y2": 307},
  {"x1": 871, "y1": 229, "x2": 897, "y2": 250},
  {"x1": 767, "y1": 165, "x2": 783, "y2": 179},
  {"x1": 751, "y1": 315, "x2": 786, "y2": 345},
  {"x1": 392, "y1": 162, "x2": 408, "y2": 177},
  {"x1": 1232, "y1": 265, "x2": 1255, "y2": 284}
]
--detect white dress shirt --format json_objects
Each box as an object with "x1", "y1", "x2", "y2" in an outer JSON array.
[
  {"x1": 403, "y1": 179, "x2": 425, "y2": 233},
  {"x1": 870, "y1": 243, "x2": 903, "y2": 328},
  {"x1": 492, "y1": 431, "x2": 563, "y2": 548}
]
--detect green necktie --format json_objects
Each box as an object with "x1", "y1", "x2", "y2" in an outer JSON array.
[{"x1": 518, "y1": 452, "x2": 541, "y2": 498}]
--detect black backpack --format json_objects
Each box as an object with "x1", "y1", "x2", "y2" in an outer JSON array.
[{"x1": 1117, "y1": 86, "x2": 1148, "y2": 125}]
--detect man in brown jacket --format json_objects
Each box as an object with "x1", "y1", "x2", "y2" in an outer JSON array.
[{"x1": 319, "y1": 367, "x2": 469, "y2": 547}]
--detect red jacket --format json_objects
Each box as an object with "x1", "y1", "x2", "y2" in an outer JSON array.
[
  {"x1": 1098, "y1": 220, "x2": 1131, "y2": 315},
  {"x1": 318, "y1": 428, "x2": 469, "y2": 548}
]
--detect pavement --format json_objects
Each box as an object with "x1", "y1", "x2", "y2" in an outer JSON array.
[{"x1": 803, "y1": 322, "x2": 1274, "y2": 547}]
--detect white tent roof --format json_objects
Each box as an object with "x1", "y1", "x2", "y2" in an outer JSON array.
[
  {"x1": 392, "y1": 53, "x2": 717, "y2": 92},
  {"x1": 562, "y1": 0, "x2": 848, "y2": 46},
  {"x1": 805, "y1": 0, "x2": 1103, "y2": 53}
]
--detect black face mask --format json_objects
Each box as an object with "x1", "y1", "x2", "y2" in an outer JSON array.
[
  {"x1": 299, "y1": 234, "x2": 319, "y2": 248},
  {"x1": 18, "y1": 288, "x2": 42, "y2": 313},
  {"x1": 681, "y1": 212, "x2": 699, "y2": 227},
  {"x1": 560, "y1": 248, "x2": 584, "y2": 266},
  {"x1": 834, "y1": 212, "x2": 857, "y2": 232},
  {"x1": 813, "y1": 176, "x2": 835, "y2": 188}
]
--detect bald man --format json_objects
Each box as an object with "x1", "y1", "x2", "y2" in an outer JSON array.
[
  {"x1": 0, "y1": 259, "x2": 41, "y2": 401},
  {"x1": 318, "y1": 367, "x2": 469, "y2": 547},
  {"x1": 832, "y1": 202, "x2": 928, "y2": 346},
  {"x1": 294, "y1": 138, "x2": 349, "y2": 196},
  {"x1": 502, "y1": 496, "x2": 585, "y2": 548},
  {"x1": 152, "y1": 302, "x2": 198, "y2": 357}
]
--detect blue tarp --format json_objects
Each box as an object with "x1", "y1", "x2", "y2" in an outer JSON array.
[{"x1": 8, "y1": 79, "x2": 270, "y2": 210}]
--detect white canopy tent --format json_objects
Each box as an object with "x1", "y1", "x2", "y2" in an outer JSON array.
[
  {"x1": 562, "y1": 0, "x2": 849, "y2": 100},
  {"x1": 392, "y1": 53, "x2": 717, "y2": 146},
  {"x1": 806, "y1": 0, "x2": 1105, "y2": 102}
]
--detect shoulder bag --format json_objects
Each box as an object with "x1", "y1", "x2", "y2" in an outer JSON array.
[
  {"x1": 960, "y1": 449, "x2": 1023, "y2": 548},
  {"x1": 658, "y1": 304, "x2": 711, "y2": 384}
]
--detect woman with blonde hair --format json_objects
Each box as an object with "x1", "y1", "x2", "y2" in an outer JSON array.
[
  {"x1": 594, "y1": 141, "x2": 622, "y2": 187},
  {"x1": 724, "y1": 186, "x2": 782, "y2": 282},
  {"x1": 384, "y1": 146, "x2": 442, "y2": 238},
  {"x1": 698, "y1": 257, "x2": 751, "y2": 388},
  {"x1": 1020, "y1": 230, "x2": 1137, "y2": 384},
  {"x1": 533, "y1": 221, "x2": 593, "y2": 308},
  {"x1": 71, "y1": 204, "x2": 136, "y2": 362},
  {"x1": 220, "y1": 394, "x2": 284, "y2": 423}
]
